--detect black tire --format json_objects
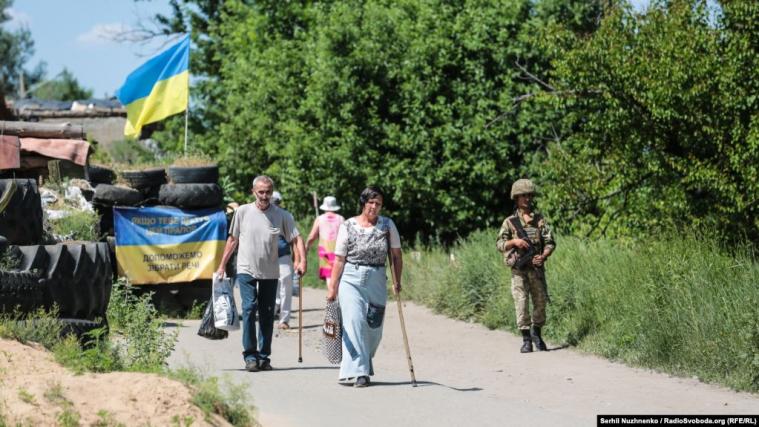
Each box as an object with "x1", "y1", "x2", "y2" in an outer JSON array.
[
  {"x1": 10, "y1": 243, "x2": 113, "y2": 320},
  {"x1": 105, "y1": 236, "x2": 117, "y2": 279},
  {"x1": 93, "y1": 202, "x2": 114, "y2": 236},
  {"x1": 159, "y1": 183, "x2": 223, "y2": 208},
  {"x1": 12, "y1": 244, "x2": 49, "y2": 274},
  {"x1": 66, "y1": 244, "x2": 94, "y2": 319},
  {"x1": 0, "y1": 270, "x2": 46, "y2": 314},
  {"x1": 168, "y1": 165, "x2": 219, "y2": 184},
  {"x1": 175, "y1": 280, "x2": 211, "y2": 311},
  {"x1": 42, "y1": 245, "x2": 76, "y2": 317},
  {"x1": 121, "y1": 168, "x2": 167, "y2": 190},
  {"x1": 93, "y1": 184, "x2": 143, "y2": 206},
  {"x1": 59, "y1": 317, "x2": 109, "y2": 342},
  {"x1": 88, "y1": 243, "x2": 113, "y2": 318},
  {"x1": 0, "y1": 235, "x2": 8, "y2": 253},
  {"x1": 81, "y1": 188, "x2": 94, "y2": 202},
  {"x1": 85, "y1": 164, "x2": 116, "y2": 185},
  {"x1": 0, "y1": 179, "x2": 43, "y2": 245}
]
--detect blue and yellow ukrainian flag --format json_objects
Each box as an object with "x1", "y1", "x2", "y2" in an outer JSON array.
[{"x1": 116, "y1": 35, "x2": 190, "y2": 138}]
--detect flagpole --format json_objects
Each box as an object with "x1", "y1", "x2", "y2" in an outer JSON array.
[
  {"x1": 184, "y1": 32, "x2": 190, "y2": 155},
  {"x1": 184, "y1": 105, "x2": 189, "y2": 155}
]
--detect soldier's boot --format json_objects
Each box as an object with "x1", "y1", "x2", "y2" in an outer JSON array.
[
  {"x1": 531, "y1": 326, "x2": 548, "y2": 351},
  {"x1": 520, "y1": 330, "x2": 533, "y2": 353}
]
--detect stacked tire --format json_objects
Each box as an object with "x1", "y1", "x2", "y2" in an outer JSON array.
[
  {"x1": 86, "y1": 164, "x2": 119, "y2": 237},
  {"x1": 0, "y1": 179, "x2": 43, "y2": 245},
  {"x1": 160, "y1": 164, "x2": 223, "y2": 209},
  {"x1": 84, "y1": 164, "x2": 223, "y2": 312},
  {"x1": 1, "y1": 243, "x2": 113, "y2": 339},
  {"x1": 121, "y1": 167, "x2": 167, "y2": 202},
  {"x1": 149, "y1": 164, "x2": 222, "y2": 309}
]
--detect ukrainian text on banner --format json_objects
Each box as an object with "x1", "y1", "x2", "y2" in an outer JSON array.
[{"x1": 114, "y1": 206, "x2": 226, "y2": 284}]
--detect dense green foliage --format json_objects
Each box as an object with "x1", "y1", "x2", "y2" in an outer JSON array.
[
  {"x1": 107, "y1": 278, "x2": 178, "y2": 371},
  {"x1": 538, "y1": 1, "x2": 759, "y2": 239},
  {"x1": 0, "y1": 282, "x2": 256, "y2": 426},
  {"x1": 403, "y1": 230, "x2": 759, "y2": 392},
  {"x1": 0, "y1": 0, "x2": 40, "y2": 97},
  {"x1": 145, "y1": 0, "x2": 758, "y2": 243},
  {"x1": 31, "y1": 68, "x2": 93, "y2": 101},
  {"x1": 149, "y1": 0, "x2": 600, "y2": 242}
]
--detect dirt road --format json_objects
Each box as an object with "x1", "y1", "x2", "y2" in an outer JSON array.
[{"x1": 168, "y1": 287, "x2": 759, "y2": 427}]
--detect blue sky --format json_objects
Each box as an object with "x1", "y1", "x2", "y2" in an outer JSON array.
[
  {"x1": 5, "y1": 0, "x2": 652, "y2": 100},
  {"x1": 5, "y1": 0, "x2": 175, "y2": 98}
]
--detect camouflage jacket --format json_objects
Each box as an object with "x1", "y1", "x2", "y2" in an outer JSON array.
[{"x1": 496, "y1": 210, "x2": 556, "y2": 265}]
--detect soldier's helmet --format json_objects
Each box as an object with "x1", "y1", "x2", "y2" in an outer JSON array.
[{"x1": 510, "y1": 179, "x2": 537, "y2": 200}]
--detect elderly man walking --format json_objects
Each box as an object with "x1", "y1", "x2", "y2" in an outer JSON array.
[{"x1": 216, "y1": 176, "x2": 306, "y2": 371}]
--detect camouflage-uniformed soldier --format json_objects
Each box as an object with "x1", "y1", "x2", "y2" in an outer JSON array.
[{"x1": 496, "y1": 178, "x2": 556, "y2": 353}]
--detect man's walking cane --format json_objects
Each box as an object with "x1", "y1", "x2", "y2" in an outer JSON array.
[
  {"x1": 387, "y1": 250, "x2": 417, "y2": 387},
  {"x1": 298, "y1": 273, "x2": 303, "y2": 363}
]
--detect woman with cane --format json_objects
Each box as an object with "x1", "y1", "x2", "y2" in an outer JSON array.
[{"x1": 327, "y1": 186, "x2": 402, "y2": 388}]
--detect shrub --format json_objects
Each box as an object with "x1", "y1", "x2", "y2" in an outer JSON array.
[
  {"x1": 169, "y1": 366, "x2": 256, "y2": 427},
  {"x1": 48, "y1": 209, "x2": 99, "y2": 241},
  {"x1": 404, "y1": 230, "x2": 759, "y2": 392},
  {"x1": 0, "y1": 307, "x2": 64, "y2": 349},
  {"x1": 107, "y1": 278, "x2": 178, "y2": 372}
]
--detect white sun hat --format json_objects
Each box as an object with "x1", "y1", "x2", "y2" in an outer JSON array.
[{"x1": 319, "y1": 196, "x2": 340, "y2": 212}]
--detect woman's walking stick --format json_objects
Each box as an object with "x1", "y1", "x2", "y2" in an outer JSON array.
[
  {"x1": 298, "y1": 273, "x2": 303, "y2": 363},
  {"x1": 388, "y1": 251, "x2": 417, "y2": 387}
]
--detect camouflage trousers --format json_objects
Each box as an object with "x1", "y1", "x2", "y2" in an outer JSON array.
[{"x1": 511, "y1": 268, "x2": 548, "y2": 330}]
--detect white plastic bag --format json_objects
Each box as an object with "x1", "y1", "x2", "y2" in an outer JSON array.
[{"x1": 212, "y1": 272, "x2": 239, "y2": 331}]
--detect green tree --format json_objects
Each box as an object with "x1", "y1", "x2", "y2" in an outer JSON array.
[
  {"x1": 31, "y1": 68, "x2": 93, "y2": 101},
  {"x1": 138, "y1": 0, "x2": 604, "y2": 241},
  {"x1": 208, "y1": 0, "x2": 603, "y2": 242},
  {"x1": 0, "y1": 0, "x2": 44, "y2": 117},
  {"x1": 532, "y1": 0, "x2": 759, "y2": 240},
  {"x1": 0, "y1": 0, "x2": 33, "y2": 95}
]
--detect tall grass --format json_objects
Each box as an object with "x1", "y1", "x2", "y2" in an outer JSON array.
[
  {"x1": 403, "y1": 230, "x2": 759, "y2": 393},
  {"x1": 0, "y1": 279, "x2": 257, "y2": 425},
  {"x1": 107, "y1": 278, "x2": 178, "y2": 372},
  {"x1": 48, "y1": 209, "x2": 100, "y2": 241}
]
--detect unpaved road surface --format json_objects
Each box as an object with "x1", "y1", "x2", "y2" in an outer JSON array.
[{"x1": 169, "y1": 287, "x2": 759, "y2": 427}]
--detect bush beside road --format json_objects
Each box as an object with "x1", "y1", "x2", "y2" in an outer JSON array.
[{"x1": 402, "y1": 230, "x2": 759, "y2": 393}]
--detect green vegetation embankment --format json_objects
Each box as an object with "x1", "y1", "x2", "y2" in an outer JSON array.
[{"x1": 401, "y1": 231, "x2": 759, "y2": 393}]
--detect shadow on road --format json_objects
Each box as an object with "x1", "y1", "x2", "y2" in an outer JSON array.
[
  {"x1": 301, "y1": 323, "x2": 323, "y2": 330},
  {"x1": 162, "y1": 321, "x2": 183, "y2": 327},
  {"x1": 370, "y1": 380, "x2": 482, "y2": 392},
  {"x1": 221, "y1": 366, "x2": 339, "y2": 372},
  {"x1": 547, "y1": 344, "x2": 571, "y2": 351}
]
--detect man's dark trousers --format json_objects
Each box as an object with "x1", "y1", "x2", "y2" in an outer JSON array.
[{"x1": 236, "y1": 273, "x2": 278, "y2": 363}]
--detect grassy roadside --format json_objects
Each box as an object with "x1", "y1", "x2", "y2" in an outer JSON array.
[
  {"x1": 401, "y1": 229, "x2": 759, "y2": 393},
  {"x1": 0, "y1": 277, "x2": 257, "y2": 426}
]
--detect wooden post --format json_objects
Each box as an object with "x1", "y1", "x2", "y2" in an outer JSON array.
[{"x1": 0, "y1": 121, "x2": 85, "y2": 139}]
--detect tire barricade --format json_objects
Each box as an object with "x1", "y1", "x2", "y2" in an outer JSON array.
[
  {"x1": 0, "y1": 179, "x2": 43, "y2": 245},
  {"x1": 4, "y1": 242, "x2": 113, "y2": 320},
  {"x1": 83, "y1": 164, "x2": 221, "y2": 311}
]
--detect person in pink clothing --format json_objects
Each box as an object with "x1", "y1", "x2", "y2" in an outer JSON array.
[{"x1": 306, "y1": 196, "x2": 345, "y2": 288}]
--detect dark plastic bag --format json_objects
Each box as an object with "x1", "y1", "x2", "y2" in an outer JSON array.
[{"x1": 197, "y1": 297, "x2": 228, "y2": 340}]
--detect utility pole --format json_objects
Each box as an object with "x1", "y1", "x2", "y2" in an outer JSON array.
[{"x1": 18, "y1": 72, "x2": 26, "y2": 98}]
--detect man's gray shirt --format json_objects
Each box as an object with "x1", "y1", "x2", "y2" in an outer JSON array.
[{"x1": 230, "y1": 203, "x2": 299, "y2": 279}]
